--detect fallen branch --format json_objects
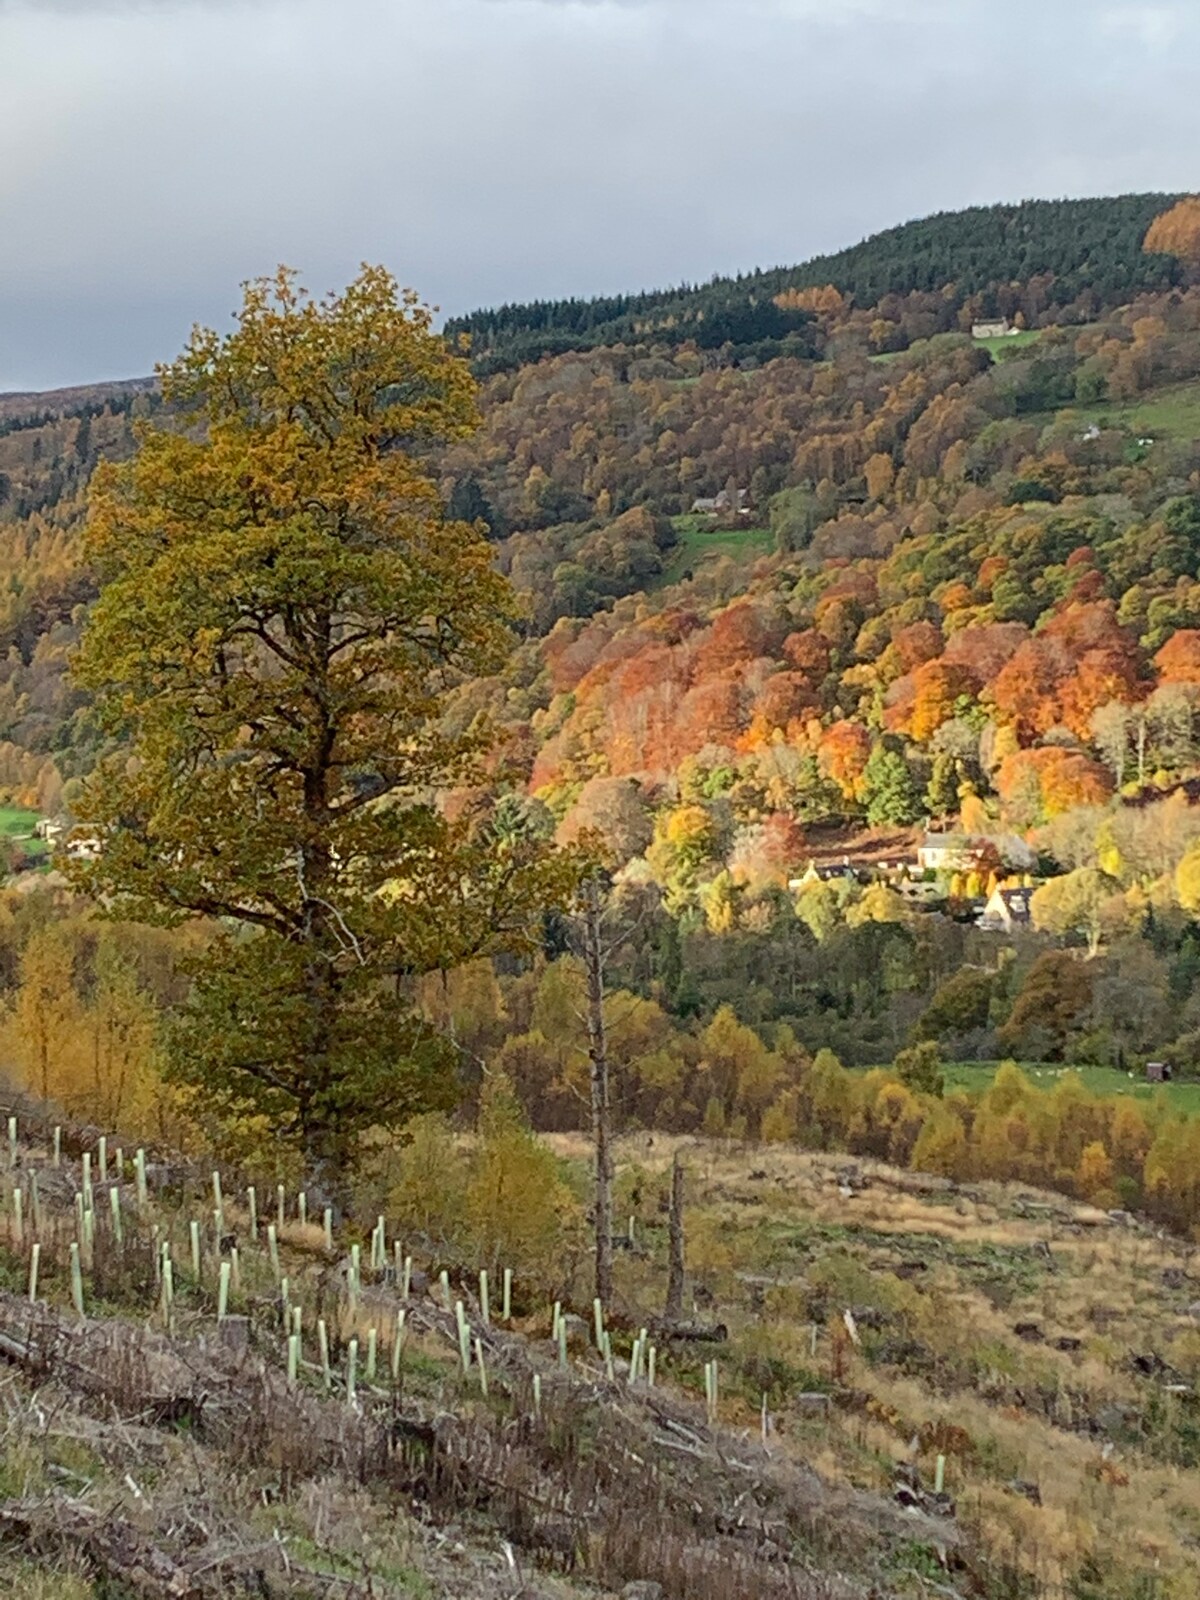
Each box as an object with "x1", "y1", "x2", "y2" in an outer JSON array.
[
  {"x1": 646, "y1": 1319, "x2": 728, "y2": 1344},
  {"x1": 0, "y1": 1496, "x2": 198, "y2": 1598}
]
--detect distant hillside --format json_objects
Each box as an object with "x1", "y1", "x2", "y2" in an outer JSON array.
[
  {"x1": 3, "y1": 191, "x2": 1200, "y2": 805},
  {"x1": 447, "y1": 193, "x2": 1185, "y2": 372},
  {"x1": 0, "y1": 375, "x2": 153, "y2": 425}
]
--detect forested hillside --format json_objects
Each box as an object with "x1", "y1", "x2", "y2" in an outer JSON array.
[
  {"x1": 0, "y1": 378, "x2": 151, "y2": 803},
  {"x1": 10, "y1": 198, "x2": 1200, "y2": 1600},
  {"x1": 447, "y1": 193, "x2": 1185, "y2": 372},
  {"x1": 5, "y1": 195, "x2": 1200, "y2": 1194}
]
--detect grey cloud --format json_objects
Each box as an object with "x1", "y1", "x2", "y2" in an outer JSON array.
[{"x1": 1, "y1": 0, "x2": 1198, "y2": 391}]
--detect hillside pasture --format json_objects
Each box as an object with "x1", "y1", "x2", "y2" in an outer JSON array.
[
  {"x1": 657, "y1": 514, "x2": 774, "y2": 586},
  {"x1": 0, "y1": 805, "x2": 48, "y2": 862},
  {"x1": 974, "y1": 328, "x2": 1042, "y2": 359},
  {"x1": 0, "y1": 805, "x2": 39, "y2": 838},
  {"x1": 868, "y1": 328, "x2": 1042, "y2": 366},
  {"x1": 583, "y1": 1133, "x2": 1200, "y2": 1600},
  {"x1": 1072, "y1": 377, "x2": 1200, "y2": 441},
  {"x1": 936, "y1": 1059, "x2": 1200, "y2": 1110}
]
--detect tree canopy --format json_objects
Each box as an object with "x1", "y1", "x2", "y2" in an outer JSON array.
[{"x1": 71, "y1": 265, "x2": 578, "y2": 1185}]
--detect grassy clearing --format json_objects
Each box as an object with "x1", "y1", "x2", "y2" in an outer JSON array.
[
  {"x1": 1026, "y1": 376, "x2": 1200, "y2": 444},
  {"x1": 0, "y1": 806, "x2": 38, "y2": 839},
  {"x1": 590, "y1": 1134, "x2": 1200, "y2": 1600},
  {"x1": 934, "y1": 1059, "x2": 1200, "y2": 1110},
  {"x1": 0, "y1": 806, "x2": 48, "y2": 864},
  {"x1": 657, "y1": 515, "x2": 774, "y2": 587},
  {"x1": 868, "y1": 329, "x2": 1043, "y2": 365},
  {"x1": 1070, "y1": 377, "x2": 1200, "y2": 440},
  {"x1": 973, "y1": 329, "x2": 1042, "y2": 359}
]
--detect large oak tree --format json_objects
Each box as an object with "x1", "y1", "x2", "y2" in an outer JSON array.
[{"x1": 72, "y1": 266, "x2": 577, "y2": 1188}]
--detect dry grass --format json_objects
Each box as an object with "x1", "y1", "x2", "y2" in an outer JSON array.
[
  {"x1": 586, "y1": 1133, "x2": 1200, "y2": 1598},
  {"x1": 0, "y1": 1114, "x2": 964, "y2": 1600},
  {"x1": 8, "y1": 1107, "x2": 1200, "y2": 1597}
]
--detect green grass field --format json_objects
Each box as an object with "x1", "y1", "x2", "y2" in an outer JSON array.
[
  {"x1": 657, "y1": 515, "x2": 774, "y2": 587},
  {"x1": 0, "y1": 805, "x2": 38, "y2": 838},
  {"x1": 869, "y1": 329, "x2": 1043, "y2": 365},
  {"x1": 1068, "y1": 378, "x2": 1200, "y2": 441},
  {"x1": 973, "y1": 329, "x2": 1043, "y2": 359},
  {"x1": 938, "y1": 1060, "x2": 1200, "y2": 1111},
  {"x1": 0, "y1": 805, "x2": 49, "y2": 863}
]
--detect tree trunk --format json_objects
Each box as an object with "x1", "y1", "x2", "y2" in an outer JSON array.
[
  {"x1": 580, "y1": 876, "x2": 613, "y2": 1309},
  {"x1": 665, "y1": 1151, "x2": 685, "y2": 1321},
  {"x1": 298, "y1": 934, "x2": 353, "y2": 1218}
]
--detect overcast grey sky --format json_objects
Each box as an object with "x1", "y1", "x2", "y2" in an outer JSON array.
[{"x1": 1, "y1": 0, "x2": 1198, "y2": 392}]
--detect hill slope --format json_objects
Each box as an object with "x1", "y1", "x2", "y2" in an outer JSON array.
[
  {"x1": 6, "y1": 1080, "x2": 1200, "y2": 1600},
  {"x1": 447, "y1": 193, "x2": 1185, "y2": 372}
]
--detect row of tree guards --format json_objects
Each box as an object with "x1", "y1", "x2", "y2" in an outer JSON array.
[
  {"x1": 0, "y1": 1116, "x2": 744, "y2": 1434},
  {"x1": 4, "y1": 1116, "x2": 962, "y2": 1484}
]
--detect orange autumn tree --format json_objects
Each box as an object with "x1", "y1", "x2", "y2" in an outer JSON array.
[
  {"x1": 818, "y1": 719, "x2": 872, "y2": 800},
  {"x1": 1144, "y1": 197, "x2": 1200, "y2": 268},
  {"x1": 988, "y1": 603, "x2": 1145, "y2": 743},
  {"x1": 885, "y1": 660, "x2": 975, "y2": 742},
  {"x1": 988, "y1": 636, "x2": 1071, "y2": 741},
  {"x1": 996, "y1": 747, "x2": 1113, "y2": 830},
  {"x1": 743, "y1": 672, "x2": 818, "y2": 748},
  {"x1": 1044, "y1": 601, "x2": 1146, "y2": 738},
  {"x1": 782, "y1": 628, "x2": 832, "y2": 682},
  {"x1": 942, "y1": 621, "x2": 1029, "y2": 690},
  {"x1": 1155, "y1": 630, "x2": 1200, "y2": 686},
  {"x1": 691, "y1": 599, "x2": 787, "y2": 677},
  {"x1": 604, "y1": 641, "x2": 688, "y2": 774}
]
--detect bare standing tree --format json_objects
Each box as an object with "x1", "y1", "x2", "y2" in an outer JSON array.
[
  {"x1": 570, "y1": 874, "x2": 662, "y2": 1311},
  {"x1": 665, "y1": 1151, "x2": 686, "y2": 1321},
  {"x1": 578, "y1": 871, "x2": 614, "y2": 1309}
]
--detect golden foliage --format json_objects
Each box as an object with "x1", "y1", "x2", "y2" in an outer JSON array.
[
  {"x1": 389, "y1": 1077, "x2": 582, "y2": 1294},
  {"x1": 2, "y1": 918, "x2": 185, "y2": 1146},
  {"x1": 1144, "y1": 197, "x2": 1200, "y2": 266},
  {"x1": 773, "y1": 284, "x2": 847, "y2": 316},
  {"x1": 70, "y1": 265, "x2": 581, "y2": 1176}
]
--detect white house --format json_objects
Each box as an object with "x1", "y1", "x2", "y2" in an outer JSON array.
[
  {"x1": 64, "y1": 830, "x2": 102, "y2": 863},
  {"x1": 978, "y1": 885, "x2": 1034, "y2": 933},
  {"x1": 690, "y1": 489, "x2": 751, "y2": 518},
  {"x1": 789, "y1": 859, "x2": 856, "y2": 890},
  {"x1": 916, "y1": 833, "x2": 988, "y2": 873},
  {"x1": 971, "y1": 318, "x2": 1017, "y2": 340}
]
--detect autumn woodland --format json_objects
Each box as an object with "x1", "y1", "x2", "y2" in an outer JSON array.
[
  {"x1": 8, "y1": 193, "x2": 1200, "y2": 1598},
  {"x1": 7, "y1": 199, "x2": 1200, "y2": 1196}
]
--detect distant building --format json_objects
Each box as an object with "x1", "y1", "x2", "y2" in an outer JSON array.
[
  {"x1": 34, "y1": 817, "x2": 66, "y2": 846},
  {"x1": 690, "y1": 488, "x2": 751, "y2": 518},
  {"x1": 64, "y1": 829, "x2": 102, "y2": 863},
  {"x1": 978, "y1": 885, "x2": 1034, "y2": 933},
  {"x1": 917, "y1": 833, "x2": 987, "y2": 873},
  {"x1": 1080, "y1": 423, "x2": 1102, "y2": 442},
  {"x1": 789, "y1": 859, "x2": 855, "y2": 889},
  {"x1": 1146, "y1": 1061, "x2": 1173, "y2": 1083},
  {"x1": 971, "y1": 318, "x2": 1017, "y2": 340}
]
